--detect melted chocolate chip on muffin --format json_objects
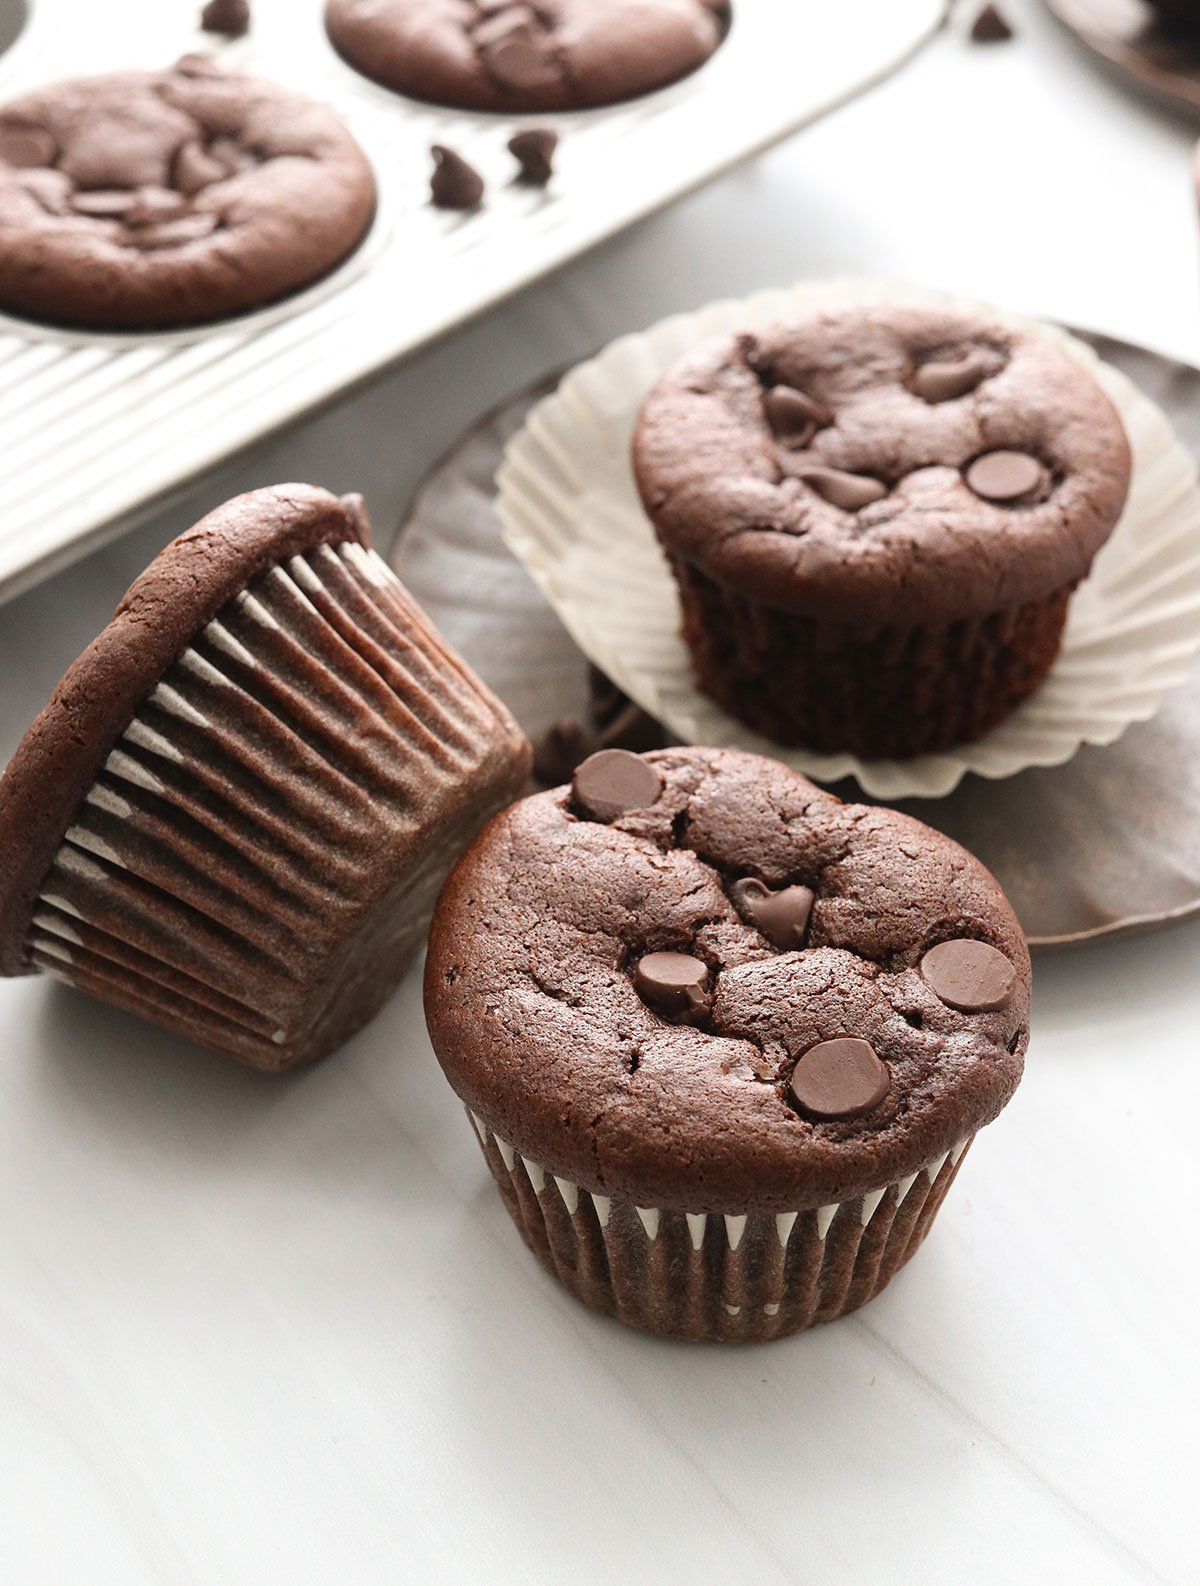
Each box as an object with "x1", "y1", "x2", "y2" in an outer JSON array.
[
  {"x1": 325, "y1": 0, "x2": 729, "y2": 113},
  {"x1": 0, "y1": 64, "x2": 376, "y2": 329}
]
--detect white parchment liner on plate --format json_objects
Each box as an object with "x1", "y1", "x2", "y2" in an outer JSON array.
[{"x1": 497, "y1": 279, "x2": 1200, "y2": 800}]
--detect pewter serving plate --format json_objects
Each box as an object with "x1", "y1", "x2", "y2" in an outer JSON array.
[
  {"x1": 0, "y1": 0, "x2": 948, "y2": 604},
  {"x1": 389, "y1": 330, "x2": 1200, "y2": 948}
]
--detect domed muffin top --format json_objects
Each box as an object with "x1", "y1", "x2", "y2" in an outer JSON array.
[
  {"x1": 633, "y1": 304, "x2": 1131, "y2": 631},
  {"x1": 425, "y1": 747, "x2": 1030, "y2": 1213}
]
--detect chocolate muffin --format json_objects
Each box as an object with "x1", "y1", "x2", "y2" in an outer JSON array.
[
  {"x1": 0, "y1": 61, "x2": 376, "y2": 331},
  {"x1": 324, "y1": 0, "x2": 729, "y2": 113},
  {"x1": 0, "y1": 486, "x2": 530, "y2": 1071},
  {"x1": 633, "y1": 304, "x2": 1132, "y2": 758},
  {"x1": 425, "y1": 746, "x2": 1029, "y2": 1341}
]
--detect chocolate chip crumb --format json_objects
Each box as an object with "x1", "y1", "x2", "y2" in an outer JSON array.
[
  {"x1": 509, "y1": 127, "x2": 557, "y2": 186},
  {"x1": 201, "y1": 0, "x2": 250, "y2": 38},
  {"x1": 430, "y1": 144, "x2": 484, "y2": 210},
  {"x1": 970, "y1": 4, "x2": 1013, "y2": 42}
]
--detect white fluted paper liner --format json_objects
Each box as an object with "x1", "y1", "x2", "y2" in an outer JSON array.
[
  {"x1": 497, "y1": 279, "x2": 1200, "y2": 799},
  {"x1": 468, "y1": 1108, "x2": 974, "y2": 1341}
]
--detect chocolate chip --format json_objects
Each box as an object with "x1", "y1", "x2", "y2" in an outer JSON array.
[
  {"x1": 764, "y1": 384, "x2": 831, "y2": 446},
  {"x1": 201, "y1": 0, "x2": 250, "y2": 37},
  {"x1": 0, "y1": 124, "x2": 56, "y2": 169},
  {"x1": 475, "y1": 7, "x2": 559, "y2": 92},
  {"x1": 799, "y1": 466, "x2": 888, "y2": 511},
  {"x1": 126, "y1": 212, "x2": 219, "y2": 249},
  {"x1": 965, "y1": 450, "x2": 1046, "y2": 504},
  {"x1": 970, "y1": 4, "x2": 1014, "y2": 42},
  {"x1": 124, "y1": 188, "x2": 189, "y2": 228},
  {"x1": 70, "y1": 189, "x2": 137, "y2": 218},
  {"x1": 208, "y1": 137, "x2": 255, "y2": 176},
  {"x1": 173, "y1": 53, "x2": 226, "y2": 78},
  {"x1": 509, "y1": 128, "x2": 557, "y2": 186},
  {"x1": 633, "y1": 951, "x2": 710, "y2": 1020},
  {"x1": 430, "y1": 145, "x2": 484, "y2": 211},
  {"x1": 790, "y1": 1037, "x2": 890, "y2": 1121},
  {"x1": 533, "y1": 718, "x2": 596, "y2": 787},
  {"x1": 730, "y1": 878, "x2": 814, "y2": 950},
  {"x1": 173, "y1": 140, "x2": 230, "y2": 195},
  {"x1": 572, "y1": 748, "x2": 663, "y2": 822},
  {"x1": 912, "y1": 349, "x2": 993, "y2": 402},
  {"x1": 921, "y1": 939, "x2": 1016, "y2": 1012}
]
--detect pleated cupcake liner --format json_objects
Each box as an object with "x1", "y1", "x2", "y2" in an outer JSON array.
[
  {"x1": 672, "y1": 556, "x2": 1073, "y2": 758},
  {"x1": 466, "y1": 1108, "x2": 973, "y2": 1342},
  {"x1": 27, "y1": 541, "x2": 524, "y2": 1070}
]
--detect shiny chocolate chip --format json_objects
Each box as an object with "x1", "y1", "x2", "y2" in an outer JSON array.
[
  {"x1": 971, "y1": 3, "x2": 1014, "y2": 42},
  {"x1": 799, "y1": 466, "x2": 888, "y2": 511},
  {"x1": 965, "y1": 450, "x2": 1046, "y2": 503},
  {"x1": 572, "y1": 749, "x2": 663, "y2": 823},
  {"x1": 70, "y1": 189, "x2": 137, "y2": 218},
  {"x1": 790, "y1": 1037, "x2": 891, "y2": 1120},
  {"x1": 200, "y1": 0, "x2": 250, "y2": 37},
  {"x1": 475, "y1": 8, "x2": 559, "y2": 91},
  {"x1": 430, "y1": 145, "x2": 484, "y2": 210},
  {"x1": 0, "y1": 124, "x2": 56, "y2": 169},
  {"x1": 126, "y1": 213, "x2": 219, "y2": 249},
  {"x1": 730, "y1": 878, "x2": 814, "y2": 950},
  {"x1": 633, "y1": 951, "x2": 710, "y2": 1020},
  {"x1": 912, "y1": 349, "x2": 994, "y2": 403},
  {"x1": 764, "y1": 384, "x2": 831, "y2": 445},
  {"x1": 921, "y1": 939, "x2": 1016, "y2": 1012},
  {"x1": 509, "y1": 127, "x2": 557, "y2": 186},
  {"x1": 125, "y1": 187, "x2": 189, "y2": 228}
]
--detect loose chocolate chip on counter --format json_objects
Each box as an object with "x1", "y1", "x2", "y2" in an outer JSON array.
[
  {"x1": 508, "y1": 128, "x2": 558, "y2": 186},
  {"x1": 533, "y1": 718, "x2": 596, "y2": 787},
  {"x1": 430, "y1": 145, "x2": 485, "y2": 210},
  {"x1": 0, "y1": 124, "x2": 56, "y2": 169},
  {"x1": 475, "y1": 8, "x2": 559, "y2": 92},
  {"x1": 798, "y1": 466, "x2": 889, "y2": 511},
  {"x1": 921, "y1": 939, "x2": 1016, "y2": 1012},
  {"x1": 970, "y1": 4, "x2": 1014, "y2": 42},
  {"x1": 912, "y1": 349, "x2": 993, "y2": 402},
  {"x1": 764, "y1": 384, "x2": 831, "y2": 446},
  {"x1": 201, "y1": 0, "x2": 250, "y2": 37},
  {"x1": 70, "y1": 189, "x2": 137, "y2": 217},
  {"x1": 633, "y1": 951, "x2": 710, "y2": 1020},
  {"x1": 572, "y1": 748, "x2": 663, "y2": 822},
  {"x1": 965, "y1": 450, "x2": 1046, "y2": 504},
  {"x1": 790, "y1": 1037, "x2": 891, "y2": 1121},
  {"x1": 730, "y1": 878, "x2": 815, "y2": 950}
]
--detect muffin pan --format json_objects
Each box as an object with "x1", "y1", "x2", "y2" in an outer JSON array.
[
  {"x1": 390, "y1": 325, "x2": 1200, "y2": 947},
  {"x1": 0, "y1": 0, "x2": 948, "y2": 603}
]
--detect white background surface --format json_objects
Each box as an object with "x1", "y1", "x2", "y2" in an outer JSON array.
[{"x1": 1, "y1": 2, "x2": 1197, "y2": 1582}]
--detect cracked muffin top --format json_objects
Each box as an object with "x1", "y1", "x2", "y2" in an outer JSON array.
[
  {"x1": 425, "y1": 747, "x2": 1029, "y2": 1213},
  {"x1": 0, "y1": 61, "x2": 376, "y2": 330},
  {"x1": 632, "y1": 304, "x2": 1131, "y2": 631},
  {"x1": 325, "y1": 0, "x2": 729, "y2": 113}
]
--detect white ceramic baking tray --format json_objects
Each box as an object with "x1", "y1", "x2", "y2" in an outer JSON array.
[{"x1": 0, "y1": 0, "x2": 947, "y2": 603}]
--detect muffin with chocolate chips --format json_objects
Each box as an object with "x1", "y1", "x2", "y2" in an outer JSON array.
[
  {"x1": 633, "y1": 303, "x2": 1131, "y2": 758},
  {"x1": 325, "y1": 0, "x2": 729, "y2": 113},
  {"x1": 425, "y1": 745, "x2": 1029, "y2": 1341},
  {"x1": 0, "y1": 61, "x2": 376, "y2": 330}
]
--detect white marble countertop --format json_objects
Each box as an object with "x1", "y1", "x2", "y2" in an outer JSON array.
[{"x1": 1, "y1": 2, "x2": 1197, "y2": 1582}]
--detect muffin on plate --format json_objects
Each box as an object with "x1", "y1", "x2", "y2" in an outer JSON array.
[
  {"x1": 0, "y1": 60, "x2": 376, "y2": 330},
  {"x1": 325, "y1": 0, "x2": 729, "y2": 112},
  {"x1": 425, "y1": 745, "x2": 1029, "y2": 1341},
  {"x1": 0, "y1": 486, "x2": 530, "y2": 1071},
  {"x1": 632, "y1": 303, "x2": 1131, "y2": 758}
]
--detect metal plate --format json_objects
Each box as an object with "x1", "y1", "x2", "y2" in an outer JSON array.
[
  {"x1": 0, "y1": 0, "x2": 948, "y2": 605},
  {"x1": 1043, "y1": 0, "x2": 1200, "y2": 117},
  {"x1": 389, "y1": 330, "x2": 1200, "y2": 949}
]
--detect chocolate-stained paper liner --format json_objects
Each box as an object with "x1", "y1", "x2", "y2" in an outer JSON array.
[
  {"x1": 465, "y1": 1108, "x2": 973, "y2": 1342},
  {"x1": 26, "y1": 542, "x2": 524, "y2": 1070},
  {"x1": 497, "y1": 279, "x2": 1200, "y2": 800}
]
